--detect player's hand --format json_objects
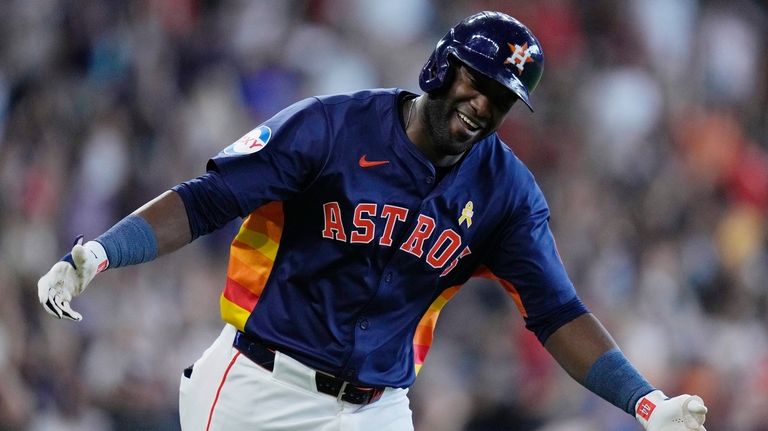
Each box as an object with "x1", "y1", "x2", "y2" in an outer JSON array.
[
  {"x1": 37, "y1": 236, "x2": 109, "y2": 321},
  {"x1": 636, "y1": 390, "x2": 707, "y2": 431}
]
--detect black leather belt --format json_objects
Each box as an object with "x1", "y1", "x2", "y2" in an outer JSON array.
[{"x1": 233, "y1": 331, "x2": 384, "y2": 405}]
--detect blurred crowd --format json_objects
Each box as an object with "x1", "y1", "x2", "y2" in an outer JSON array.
[{"x1": 0, "y1": 0, "x2": 766, "y2": 430}]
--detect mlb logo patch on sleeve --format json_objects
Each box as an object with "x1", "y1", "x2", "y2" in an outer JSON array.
[{"x1": 226, "y1": 125, "x2": 272, "y2": 155}]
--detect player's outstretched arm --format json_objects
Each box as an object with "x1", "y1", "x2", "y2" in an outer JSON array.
[
  {"x1": 544, "y1": 313, "x2": 707, "y2": 430},
  {"x1": 37, "y1": 190, "x2": 191, "y2": 321},
  {"x1": 133, "y1": 190, "x2": 193, "y2": 255}
]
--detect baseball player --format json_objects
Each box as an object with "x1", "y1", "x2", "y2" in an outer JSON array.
[{"x1": 38, "y1": 11, "x2": 708, "y2": 431}]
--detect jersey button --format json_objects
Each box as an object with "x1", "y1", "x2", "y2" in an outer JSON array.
[
  {"x1": 359, "y1": 318, "x2": 370, "y2": 330},
  {"x1": 384, "y1": 272, "x2": 392, "y2": 283},
  {"x1": 426, "y1": 176, "x2": 435, "y2": 184}
]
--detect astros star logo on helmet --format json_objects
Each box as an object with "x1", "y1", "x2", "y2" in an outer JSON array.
[{"x1": 504, "y1": 42, "x2": 534, "y2": 74}]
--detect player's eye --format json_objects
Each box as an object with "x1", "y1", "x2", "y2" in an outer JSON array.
[{"x1": 463, "y1": 67, "x2": 480, "y2": 85}]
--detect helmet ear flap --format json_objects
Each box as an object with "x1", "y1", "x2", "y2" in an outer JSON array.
[
  {"x1": 419, "y1": 46, "x2": 457, "y2": 93},
  {"x1": 419, "y1": 53, "x2": 444, "y2": 92},
  {"x1": 424, "y1": 57, "x2": 439, "y2": 85},
  {"x1": 435, "y1": 55, "x2": 459, "y2": 93}
]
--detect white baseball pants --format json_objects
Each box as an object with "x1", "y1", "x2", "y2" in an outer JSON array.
[{"x1": 178, "y1": 325, "x2": 414, "y2": 430}]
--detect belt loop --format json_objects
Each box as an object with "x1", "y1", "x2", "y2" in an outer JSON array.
[{"x1": 336, "y1": 381, "x2": 349, "y2": 402}]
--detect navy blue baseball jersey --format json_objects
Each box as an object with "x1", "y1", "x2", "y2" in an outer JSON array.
[{"x1": 206, "y1": 88, "x2": 585, "y2": 388}]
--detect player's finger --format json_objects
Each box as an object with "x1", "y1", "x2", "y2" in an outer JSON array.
[
  {"x1": 37, "y1": 274, "x2": 53, "y2": 304},
  {"x1": 60, "y1": 304, "x2": 82, "y2": 321},
  {"x1": 683, "y1": 396, "x2": 707, "y2": 429},
  {"x1": 54, "y1": 295, "x2": 81, "y2": 321},
  {"x1": 38, "y1": 274, "x2": 64, "y2": 318},
  {"x1": 43, "y1": 298, "x2": 63, "y2": 319},
  {"x1": 686, "y1": 398, "x2": 707, "y2": 415}
]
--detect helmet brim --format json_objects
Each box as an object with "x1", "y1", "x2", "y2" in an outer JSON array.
[{"x1": 451, "y1": 50, "x2": 534, "y2": 112}]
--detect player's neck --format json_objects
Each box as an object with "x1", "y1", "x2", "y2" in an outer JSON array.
[{"x1": 404, "y1": 96, "x2": 464, "y2": 168}]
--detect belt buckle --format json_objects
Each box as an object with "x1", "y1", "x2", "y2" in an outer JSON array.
[{"x1": 336, "y1": 381, "x2": 349, "y2": 402}]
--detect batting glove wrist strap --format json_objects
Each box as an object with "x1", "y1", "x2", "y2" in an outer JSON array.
[
  {"x1": 37, "y1": 236, "x2": 109, "y2": 321},
  {"x1": 636, "y1": 390, "x2": 708, "y2": 431}
]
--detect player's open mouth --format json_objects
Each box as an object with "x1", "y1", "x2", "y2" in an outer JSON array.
[{"x1": 457, "y1": 111, "x2": 481, "y2": 132}]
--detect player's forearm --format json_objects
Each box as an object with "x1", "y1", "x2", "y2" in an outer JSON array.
[
  {"x1": 133, "y1": 190, "x2": 192, "y2": 255},
  {"x1": 94, "y1": 171, "x2": 240, "y2": 267},
  {"x1": 543, "y1": 312, "x2": 617, "y2": 383},
  {"x1": 545, "y1": 312, "x2": 655, "y2": 415}
]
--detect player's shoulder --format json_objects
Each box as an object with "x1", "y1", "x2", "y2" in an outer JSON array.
[
  {"x1": 477, "y1": 134, "x2": 534, "y2": 181},
  {"x1": 475, "y1": 135, "x2": 548, "y2": 213}
]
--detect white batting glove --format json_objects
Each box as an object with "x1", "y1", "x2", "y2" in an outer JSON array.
[
  {"x1": 636, "y1": 390, "x2": 707, "y2": 431},
  {"x1": 37, "y1": 236, "x2": 109, "y2": 321}
]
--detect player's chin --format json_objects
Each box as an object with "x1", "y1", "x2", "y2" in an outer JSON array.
[
  {"x1": 439, "y1": 138, "x2": 475, "y2": 156},
  {"x1": 445, "y1": 128, "x2": 482, "y2": 153}
]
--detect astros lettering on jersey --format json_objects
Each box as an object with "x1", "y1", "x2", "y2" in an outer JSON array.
[{"x1": 207, "y1": 88, "x2": 578, "y2": 388}]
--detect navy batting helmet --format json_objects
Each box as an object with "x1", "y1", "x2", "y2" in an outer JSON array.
[{"x1": 419, "y1": 11, "x2": 544, "y2": 111}]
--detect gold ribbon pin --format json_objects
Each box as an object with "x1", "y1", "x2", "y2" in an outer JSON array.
[{"x1": 458, "y1": 201, "x2": 474, "y2": 228}]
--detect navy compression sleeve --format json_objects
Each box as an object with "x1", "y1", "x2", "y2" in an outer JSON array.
[
  {"x1": 585, "y1": 348, "x2": 655, "y2": 414},
  {"x1": 94, "y1": 215, "x2": 158, "y2": 268},
  {"x1": 172, "y1": 171, "x2": 242, "y2": 240}
]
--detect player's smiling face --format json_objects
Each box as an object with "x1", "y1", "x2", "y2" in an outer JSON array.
[{"x1": 422, "y1": 63, "x2": 517, "y2": 159}]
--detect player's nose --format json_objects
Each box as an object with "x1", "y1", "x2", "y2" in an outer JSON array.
[{"x1": 469, "y1": 93, "x2": 493, "y2": 121}]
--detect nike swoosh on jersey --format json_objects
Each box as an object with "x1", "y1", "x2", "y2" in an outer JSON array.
[{"x1": 359, "y1": 155, "x2": 390, "y2": 168}]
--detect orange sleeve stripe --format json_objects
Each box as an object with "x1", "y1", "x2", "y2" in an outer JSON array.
[
  {"x1": 412, "y1": 324, "x2": 434, "y2": 345},
  {"x1": 472, "y1": 265, "x2": 528, "y2": 317},
  {"x1": 220, "y1": 202, "x2": 284, "y2": 332},
  {"x1": 497, "y1": 279, "x2": 526, "y2": 317},
  {"x1": 419, "y1": 307, "x2": 440, "y2": 326},
  {"x1": 230, "y1": 240, "x2": 277, "y2": 270},
  {"x1": 411, "y1": 284, "x2": 465, "y2": 372},
  {"x1": 232, "y1": 230, "x2": 280, "y2": 260},
  {"x1": 242, "y1": 203, "x2": 284, "y2": 242},
  {"x1": 440, "y1": 285, "x2": 461, "y2": 301},
  {"x1": 227, "y1": 251, "x2": 274, "y2": 295},
  {"x1": 250, "y1": 201, "x2": 285, "y2": 224}
]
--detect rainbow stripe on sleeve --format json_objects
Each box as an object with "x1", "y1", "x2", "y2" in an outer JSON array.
[
  {"x1": 412, "y1": 285, "x2": 461, "y2": 375},
  {"x1": 411, "y1": 266, "x2": 527, "y2": 375},
  {"x1": 220, "y1": 201, "x2": 284, "y2": 331}
]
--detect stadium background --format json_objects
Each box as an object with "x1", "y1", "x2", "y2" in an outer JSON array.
[{"x1": 0, "y1": 0, "x2": 766, "y2": 429}]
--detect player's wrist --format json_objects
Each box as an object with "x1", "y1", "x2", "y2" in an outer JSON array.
[
  {"x1": 94, "y1": 214, "x2": 158, "y2": 268},
  {"x1": 583, "y1": 348, "x2": 656, "y2": 415},
  {"x1": 635, "y1": 390, "x2": 708, "y2": 431},
  {"x1": 634, "y1": 389, "x2": 665, "y2": 427},
  {"x1": 83, "y1": 240, "x2": 109, "y2": 273}
]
